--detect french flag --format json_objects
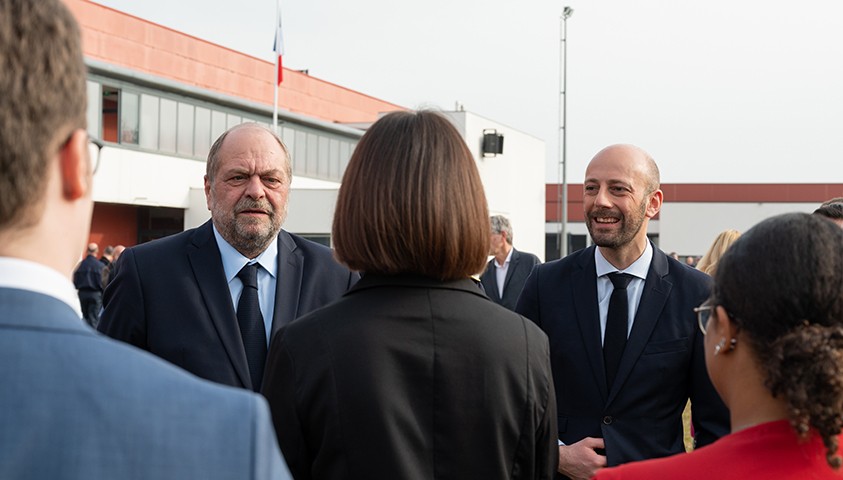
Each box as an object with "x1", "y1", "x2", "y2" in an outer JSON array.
[{"x1": 274, "y1": 3, "x2": 284, "y2": 85}]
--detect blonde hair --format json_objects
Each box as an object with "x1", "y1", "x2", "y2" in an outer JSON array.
[{"x1": 696, "y1": 229, "x2": 741, "y2": 276}]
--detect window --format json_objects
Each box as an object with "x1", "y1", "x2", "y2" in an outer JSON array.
[
  {"x1": 226, "y1": 114, "x2": 241, "y2": 130},
  {"x1": 121, "y1": 92, "x2": 139, "y2": 145},
  {"x1": 139, "y1": 94, "x2": 159, "y2": 149},
  {"x1": 329, "y1": 139, "x2": 340, "y2": 179},
  {"x1": 211, "y1": 110, "x2": 227, "y2": 144},
  {"x1": 86, "y1": 81, "x2": 101, "y2": 138},
  {"x1": 317, "y1": 137, "x2": 329, "y2": 177},
  {"x1": 306, "y1": 133, "x2": 318, "y2": 176},
  {"x1": 194, "y1": 107, "x2": 211, "y2": 159},
  {"x1": 177, "y1": 102, "x2": 194, "y2": 156},
  {"x1": 101, "y1": 86, "x2": 120, "y2": 143},
  {"x1": 159, "y1": 98, "x2": 177, "y2": 153}
]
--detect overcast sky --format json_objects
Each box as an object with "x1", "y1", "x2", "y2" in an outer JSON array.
[{"x1": 94, "y1": 0, "x2": 843, "y2": 184}]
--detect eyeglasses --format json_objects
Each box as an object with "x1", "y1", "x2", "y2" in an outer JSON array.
[
  {"x1": 60, "y1": 130, "x2": 104, "y2": 175},
  {"x1": 88, "y1": 135, "x2": 104, "y2": 174},
  {"x1": 694, "y1": 302, "x2": 714, "y2": 335}
]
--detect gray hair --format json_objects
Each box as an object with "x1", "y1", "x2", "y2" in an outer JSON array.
[
  {"x1": 490, "y1": 215, "x2": 513, "y2": 244},
  {"x1": 206, "y1": 123, "x2": 292, "y2": 182}
]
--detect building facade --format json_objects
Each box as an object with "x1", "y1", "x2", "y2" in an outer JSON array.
[{"x1": 67, "y1": 0, "x2": 548, "y2": 257}]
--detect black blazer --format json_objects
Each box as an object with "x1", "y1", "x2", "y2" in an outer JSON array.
[
  {"x1": 98, "y1": 220, "x2": 357, "y2": 390},
  {"x1": 516, "y1": 245, "x2": 729, "y2": 469},
  {"x1": 263, "y1": 274, "x2": 558, "y2": 480},
  {"x1": 480, "y1": 248, "x2": 541, "y2": 311}
]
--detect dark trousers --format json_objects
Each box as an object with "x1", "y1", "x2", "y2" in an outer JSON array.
[{"x1": 78, "y1": 289, "x2": 102, "y2": 328}]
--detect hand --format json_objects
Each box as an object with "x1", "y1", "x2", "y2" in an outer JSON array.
[{"x1": 557, "y1": 437, "x2": 607, "y2": 480}]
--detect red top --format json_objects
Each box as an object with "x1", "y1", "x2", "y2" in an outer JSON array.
[{"x1": 594, "y1": 420, "x2": 843, "y2": 479}]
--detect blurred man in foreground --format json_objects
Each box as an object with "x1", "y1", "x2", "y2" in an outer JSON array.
[{"x1": 0, "y1": 1, "x2": 289, "y2": 477}]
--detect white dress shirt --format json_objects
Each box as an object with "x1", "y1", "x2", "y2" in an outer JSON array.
[
  {"x1": 494, "y1": 248, "x2": 514, "y2": 298},
  {"x1": 594, "y1": 242, "x2": 653, "y2": 344},
  {"x1": 213, "y1": 226, "x2": 278, "y2": 346},
  {"x1": 0, "y1": 257, "x2": 84, "y2": 320}
]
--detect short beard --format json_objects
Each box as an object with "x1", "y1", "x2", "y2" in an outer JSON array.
[
  {"x1": 218, "y1": 198, "x2": 286, "y2": 259},
  {"x1": 587, "y1": 197, "x2": 648, "y2": 249}
]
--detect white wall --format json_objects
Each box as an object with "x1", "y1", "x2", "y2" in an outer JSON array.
[
  {"x1": 445, "y1": 111, "x2": 547, "y2": 261},
  {"x1": 659, "y1": 202, "x2": 818, "y2": 255},
  {"x1": 92, "y1": 146, "x2": 205, "y2": 208}
]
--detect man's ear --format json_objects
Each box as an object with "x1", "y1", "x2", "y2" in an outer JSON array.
[
  {"x1": 60, "y1": 129, "x2": 89, "y2": 200},
  {"x1": 204, "y1": 174, "x2": 212, "y2": 211},
  {"x1": 646, "y1": 189, "x2": 663, "y2": 219}
]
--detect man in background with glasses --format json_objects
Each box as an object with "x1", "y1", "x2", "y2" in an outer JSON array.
[
  {"x1": 0, "y1": 0, "x2": 290, "y2": 477},
  {"x1": 517, "y1": 144, "x2": 729, "y2": 479}
]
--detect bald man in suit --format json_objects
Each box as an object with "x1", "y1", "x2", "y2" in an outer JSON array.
[{"x1": 517, "y1": 145, "x2": 729, "y2": 479}]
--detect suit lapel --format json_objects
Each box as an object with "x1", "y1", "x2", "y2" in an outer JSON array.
[
  {"x1": 606, "y1": 246, "x2": 671, "y2": 406},
  {"x1": 271, "y1": 230, "x2": 303, "y2": 340},
  {"x1": 572, "y1": 247, "x2": 609, "y2": 402},
  {"x1": 501, "y1": 249, "x2": 519, "y2": 294},
  {"x1": 482, "y1": 260, "x2": 501, "y2": 302},
  {"x1": 187, "y1": 222, "x2": 251, "y2": 388}
]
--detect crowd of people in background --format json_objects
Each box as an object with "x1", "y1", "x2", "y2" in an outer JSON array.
[{"x1": 4, "y1": 1, "x2": 843, "y2": 479}]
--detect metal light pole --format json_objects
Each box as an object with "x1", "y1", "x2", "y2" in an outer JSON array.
[{"x1": 557, "y1": 6, "x2": 573, "y2": 258}]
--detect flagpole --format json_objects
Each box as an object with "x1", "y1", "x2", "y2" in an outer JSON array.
[{"x1": 272, "y1": 0, "x2": 280, "y2": 134}]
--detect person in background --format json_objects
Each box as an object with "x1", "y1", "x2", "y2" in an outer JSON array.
[
  {"x1": 102, "y1": 244, "x2": 125, "y2": 286},
  {"x1": 695, "y1": 229, "x2": 741, "y2": 277},
  {"x1": 595, "y1": 212, "x2": 843, "y2": 479},
  {"x1": 99, "y1": 245, "x2": 114, "y2": 266},
  {"x1": 262, "y1": 110, "x2": 557, "y2": 480},
  {"x1": 73, "y1": 242, "x2": 105, "y2": 327},
  {"x1": 516, "y1": 144, "x2": 728, "y2": 479},
  {"x1": 480, "y1": 214, "x2": 541, "y2": 311},
  {"x1": 0, "y1": 1, "x2": 290, "y2": 477},
  {"x1": 813, "y1": 197, "x2": 843, "y2": 228}
]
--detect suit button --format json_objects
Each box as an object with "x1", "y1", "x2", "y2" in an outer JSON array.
[{"x1": 602, "y1": 416, "x2": 613, "y2": 425}]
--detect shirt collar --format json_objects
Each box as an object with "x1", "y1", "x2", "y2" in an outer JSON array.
[
  {"x1": 595, "y1": 241, "x2": 653, "y2": 280},
  {"x1": 212, "y1": 225, "x2": 278, "y2": 282},
  {"x1": 0, "y1": 257, "x2": 83, "y2": 319},
  {"x1": 494, "y1": 247, "x2": 514, "y2": 269}
]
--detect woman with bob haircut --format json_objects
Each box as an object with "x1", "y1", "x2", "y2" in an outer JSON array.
[
  {"x1": 262, "y1": 110, "x2": 558, "y2": 480},
  {"x1": 596, "y1": 212, "x2": 843, "y2": 479}
]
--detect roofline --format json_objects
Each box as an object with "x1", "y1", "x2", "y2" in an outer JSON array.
[{"x1": 85, "y1": 57, "x2": 365, "y2": 139}]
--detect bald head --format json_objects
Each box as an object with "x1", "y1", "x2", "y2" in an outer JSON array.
[
  {"x1": 588, "y1": 144, "x2": 660, "y2": 195},
  {"x1": 583, "y1": 144, "x2": 664, "y2": 267}
]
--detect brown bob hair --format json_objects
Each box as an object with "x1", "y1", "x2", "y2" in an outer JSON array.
[{"x1": 333, "y1": 110, "x2": 489, "y2": 281}]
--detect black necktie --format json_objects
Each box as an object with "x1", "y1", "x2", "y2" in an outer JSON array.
[
  {"x1": 236, "y1": 263, "x2": 267, "y2": 391},
  {"x1": 604, "y1": 272, "x2": 634, "y2": 391}
]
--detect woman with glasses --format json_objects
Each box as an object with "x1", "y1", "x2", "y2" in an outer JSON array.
[{"x1": 595, "y1": 212, "x2": 843, "y2": 479}]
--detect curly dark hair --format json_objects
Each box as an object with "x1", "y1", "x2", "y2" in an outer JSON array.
[{"x1": 713, "y1": 212, "x2": 843, "y2": 468}]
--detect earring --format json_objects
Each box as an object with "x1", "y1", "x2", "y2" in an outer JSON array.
[
  {"x1": 714, "y1": 338, "x2": 726, "y2": 356},
  {"x1": 729, "y1": 338, "x2": 737, "y2": 351}
]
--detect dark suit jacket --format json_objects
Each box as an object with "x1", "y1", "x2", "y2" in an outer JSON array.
[
  {"x1": 516, "y1": 245, "x2": 729, "y2": 469},
  {"x1": 263, "y1": 274, "x2": 558, "y2": 480},
  {"x1": 480, "y1": 248, "x2": 541, "y2": 311},
  {"x1": 98, "y1": 220, "x2": 358, "y2": 390}
]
